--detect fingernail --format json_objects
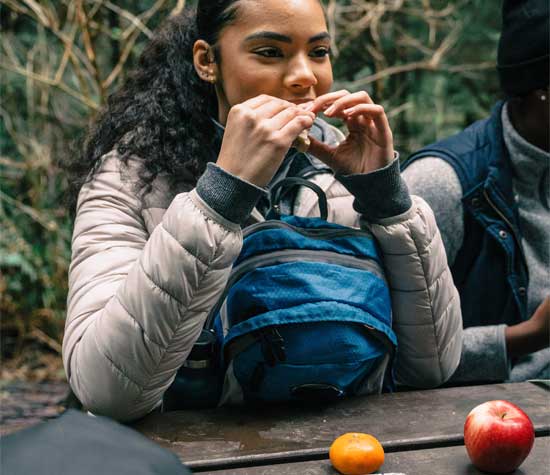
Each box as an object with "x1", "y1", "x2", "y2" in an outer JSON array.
[{"x1": 325, "y1": 105, "x2": 335, "y2": 115}]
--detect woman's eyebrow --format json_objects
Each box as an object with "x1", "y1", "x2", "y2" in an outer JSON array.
[
  {"x1": 244, "y1": 31, "x2": 331, "y2": 44},
  {"x1": 308, "y1": 32, "x2": 331, "y2": 43}
]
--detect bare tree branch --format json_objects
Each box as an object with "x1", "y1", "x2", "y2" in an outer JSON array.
[
  {"x1": 77, "y1": 0, "x2": 105, "y2": 103},
  {"x1": 101, "y1": 0, "x2": 167, "y2": 89},
  {"x1": 0, "y1": 157, "x2": 27, "y2": 170},
  {"x1": 29, "y1": 328, "x2": 62, "y2": 354},
  {"x1": 0, "y1": 189, "x2": 58, "y2": 232},
  {"x1": 171, "y1": 0, "x2": 186, "y2": 17},
  {"x1": 342, "y1": 60, "x2": 432, "y2": 89},
  {"x1": 53, "y1": 14, "x2": 79, "y2": 83},
  {"x1": 100, "y1": 0, "x2": 154, "y2": 39},
  {"x1": 20, "y1": 0, "x2": 56, "y2": 28},
  {"x1": 326, "y1": 0, "x2": 339, "y2": 57},
  {"x1": 0, "y1": 62, "x2": 99, "y2": 110}
]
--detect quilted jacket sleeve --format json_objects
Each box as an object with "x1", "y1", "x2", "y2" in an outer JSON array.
[
  {"x1": 364, "y1": 196, "x2": 463, "y2": 387},
  {"x1": 62, "y1": 154, "x2": 242, "y2": 422}
]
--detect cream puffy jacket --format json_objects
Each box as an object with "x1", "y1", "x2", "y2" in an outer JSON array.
[{"x1": 63, "y1": 150, "x2": 462, "y2": 422}]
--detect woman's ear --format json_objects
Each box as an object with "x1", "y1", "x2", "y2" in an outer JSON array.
[{"x1": 193, "y1": 39, "x2": 218, "y2": 84}]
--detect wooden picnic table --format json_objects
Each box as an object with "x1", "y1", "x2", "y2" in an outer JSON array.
[
  {"x1": 205, "y1": 437, "x2": 550, "y2": 474},
  {"x1": 132, "y1": 381, "x2": 550, "y2": 474}
]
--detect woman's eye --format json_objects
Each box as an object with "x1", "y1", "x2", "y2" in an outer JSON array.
[
  {"x1": 254, "y1": 48, "x2": 283, "y2": 58},
  {"x1": 310, "y1": 47, "x2": 331, "y2": 58}
]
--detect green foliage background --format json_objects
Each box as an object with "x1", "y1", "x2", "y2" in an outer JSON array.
[{"x1": 0, "y1": 0, "x2": 501, "y2": 361}]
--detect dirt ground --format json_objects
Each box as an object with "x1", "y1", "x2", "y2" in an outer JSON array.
[
  {"x1": 0, "y1": 350, "x2": 69, "y2": 436},
  {"x1": 0, "y1": 379, "x2": 69, "y2": 436}
]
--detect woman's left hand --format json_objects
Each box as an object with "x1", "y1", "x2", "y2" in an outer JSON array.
[{"x1": 305, "y1": 90, "x2": 394, "y2": 175}]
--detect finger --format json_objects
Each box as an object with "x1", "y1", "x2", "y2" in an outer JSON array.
[
  {"x1": 276, "y1": 114, "x2": 315, "y2": 145},
  {"x1": 345, "y1": 113, "x2": 369, "y2": 133},
  {"x1": 308, "y1": 90, "x2": 350, "y2": 114},
  {"x1": 341, "y1": 103, "x2": 381, "y2": 117},
  {"x1": 341, "y1": 104, "x2": 386, "y2": 120},
  {"x1": 325, "y1": 91, "x2": 375, "y2": 117},
  {"x1": 343, "y1": 103, "x2": 392, "y2": 139},
  {"x1": 269, "y1": 106, "x2": 314, "y2": 130},
  {"x1": 370, "y1": 105, "x2": 393, "y2": 142},
  {"x1": 254, "y1": 98, "x2": 297, "y2": 120}
]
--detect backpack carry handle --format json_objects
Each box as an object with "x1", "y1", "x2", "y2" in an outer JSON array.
[{"x1": 270, "y1": 177, "x2": 329, "y2": 220}]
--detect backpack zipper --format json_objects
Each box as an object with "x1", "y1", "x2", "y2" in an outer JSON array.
[
  {"x1": 243, "y1": 219, "x2": 372, "y2": 240},
  {"x1": 259, "y1": 328, "x2": 286, "y2": 366},
  {"x1": 224, "y1": 322, "x2": 395, "y2": 394},
  {"x1": 206, "y1": 249, "x2": 386, "y2": 329}
]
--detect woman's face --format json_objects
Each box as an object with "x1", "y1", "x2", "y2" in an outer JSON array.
[{"x1": 213, "y1": 0, "x2": 333, "y2": 124}]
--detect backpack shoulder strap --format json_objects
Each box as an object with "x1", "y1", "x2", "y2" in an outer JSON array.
[{"x1": 269, "y1": 177, "x2": 328, "y2": 220}]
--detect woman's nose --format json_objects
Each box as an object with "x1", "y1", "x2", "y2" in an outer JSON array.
[{"x1": 285, "y1": 55, "x2": 317, "y2": 90}]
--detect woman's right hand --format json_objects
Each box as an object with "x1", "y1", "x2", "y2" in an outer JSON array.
[{"x1": 216, "y1": 95, "x2": 315, "y2": 187}]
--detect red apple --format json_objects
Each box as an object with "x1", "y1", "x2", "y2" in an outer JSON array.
[{"x1": 464, "y1": 400, "x2": 535, "y2": 473}]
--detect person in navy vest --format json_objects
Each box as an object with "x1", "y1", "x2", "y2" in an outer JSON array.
[{"x1": 402, "y1": 0, "x2": 549, "y2": 384}]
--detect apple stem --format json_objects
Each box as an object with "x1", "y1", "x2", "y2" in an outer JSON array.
[{"x1": 501, "y1": 412, "x2": 507, "y2": 419}]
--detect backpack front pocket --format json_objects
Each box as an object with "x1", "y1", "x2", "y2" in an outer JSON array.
[{"x1": 223, "y1": 302, "x2": 395, "y2": 403}]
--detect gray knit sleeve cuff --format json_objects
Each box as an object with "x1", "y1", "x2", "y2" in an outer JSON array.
[
  {"x1": 447, "y1": 325, "x2": 511, "y2": 384},
  {"x1": 336, "y1": 155, "x2": 412, "y2": 221},
  {"x1": 196, "y1": 163, "x2": 267, "y2": 225}
]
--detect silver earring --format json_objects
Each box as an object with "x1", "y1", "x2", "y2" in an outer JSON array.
[{"x1": 541, "y1": 94, "x2": 547, "y2": 101}]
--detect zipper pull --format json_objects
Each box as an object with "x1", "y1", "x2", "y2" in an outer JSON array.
[
  {"x1": 259, "y1": 328, "x2": 287, "y2": 366},
  {"x1": 269, "y1": 328, "x2": 287, "y2": 362}
]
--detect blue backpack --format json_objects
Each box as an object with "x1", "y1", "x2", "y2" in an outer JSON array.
[
  {"x1": 163, "y1": 178, "x2": 397, "y2": 409},
  {"x1": 208, "y1": 178, "x2": 397, "y2": 404}
]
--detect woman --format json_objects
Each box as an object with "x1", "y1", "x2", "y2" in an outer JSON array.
[{"x1": 62, "y1": 0, "x2": 461, "y2": 422}]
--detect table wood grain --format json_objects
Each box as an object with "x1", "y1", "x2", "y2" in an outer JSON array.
[
  {"x1": 131, "y1": 382, "x2": 550, "y2": 471},
  {"x1": 204, "y1": 436, "x2": 550, "y2": 475}
]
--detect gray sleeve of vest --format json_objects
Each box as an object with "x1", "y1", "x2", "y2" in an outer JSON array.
[
  {"x1": 509, "y1": 348, "x2": 550, "y2": 381},
  {"x1": 447, "y1": 325, "x2": 511, "y2": 383},
  {"x1": 401, "y1": 157, "x2": 464, "y2": 264}
]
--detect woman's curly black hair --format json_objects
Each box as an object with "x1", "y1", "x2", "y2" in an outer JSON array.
[{"x1": 64, "y1": 1, "x2": 241, "y2": 211}]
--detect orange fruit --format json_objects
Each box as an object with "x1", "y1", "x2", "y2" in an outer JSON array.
[{"x1": 329, "y1": 432, "x2": 385, "y2": 475}]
